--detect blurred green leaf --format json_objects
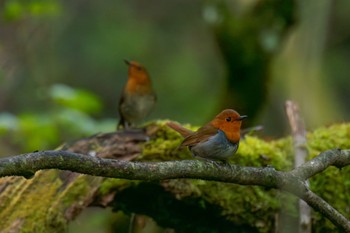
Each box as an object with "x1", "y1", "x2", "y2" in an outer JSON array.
[
  {"x1": 3, "y1": 0, "x2": 24, "y2": 21},
  {"x1": 50, "y1": 84, "x2": 103, "y2": 114},
  {"x1": 28, "y1": 1, "x2": 61, "y2": 16},
  {"x1": 0, "y1": 112, "x2": 19, "y2": 133},
  {"x1": 3, "y1": 0, "x2": 61, "y2": 22},
  {"x1": 54, "y1": 109, "x2": 115, "y2": 138},
  {"x1": 17, "y1": 113, "x2": 59, "y2": 151},
  {"x1": 0, "y1": 83, "x2": 114, "y2": 152},
  {"x1": 55, "y1": 108, "x2": 97, "y2": 135}
]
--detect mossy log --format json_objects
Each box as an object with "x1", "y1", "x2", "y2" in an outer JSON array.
[{"x1": 0, "y1": 121, "x2": 350, "y2": 233}]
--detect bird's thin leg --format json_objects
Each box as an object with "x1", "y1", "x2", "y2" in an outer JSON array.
[
  {"x1": 194, "y1": 156, "x2": 222, "y2": 168},
  {"x1": 221, "y1": 159, "x2": 234, "y2": 169}
]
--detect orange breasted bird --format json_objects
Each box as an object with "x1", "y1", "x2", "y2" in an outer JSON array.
[
  {"x1": 167, "y1": 109, "x2": 247, "y2": 162},
  {"x1": 118, "y1": 60, "x2": 156, "y2": 129}
]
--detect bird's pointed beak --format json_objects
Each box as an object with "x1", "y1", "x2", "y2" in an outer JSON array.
[
  {"x1": 124, "y1": 59, "x2": 131, "y2": 66},
  {"x1": 237, "y1": 115, "x2": 248, "y2": 121}
]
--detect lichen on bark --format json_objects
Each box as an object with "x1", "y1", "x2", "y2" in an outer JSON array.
[{"x1": 1, "y1": 122, "x2": 350, "y2": 232}]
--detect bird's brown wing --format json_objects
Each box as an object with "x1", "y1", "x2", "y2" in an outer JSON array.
[
  {"x1": 181, "y1": 124, "x2": 218, "y2": 147},
  {"x1": 166, "y1": 122, "x2": 194, "y2": 138}
]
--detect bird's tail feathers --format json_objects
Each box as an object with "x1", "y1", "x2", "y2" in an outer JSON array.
[{"x1": 166, "y1": 121, "x2": 193, "y2": 138}]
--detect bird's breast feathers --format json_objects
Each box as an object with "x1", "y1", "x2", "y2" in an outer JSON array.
[{"x1": 190, "y1": 130, "x2": 239, "y2": 160}]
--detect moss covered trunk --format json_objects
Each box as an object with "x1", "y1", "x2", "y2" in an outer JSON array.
[{"x1": 1, "y1": 122, "x2": 350, "y2": 232}]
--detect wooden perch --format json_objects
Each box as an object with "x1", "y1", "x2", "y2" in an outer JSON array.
[{"x1": 1, "y1": 122, "x2": 350, "y2": 232}]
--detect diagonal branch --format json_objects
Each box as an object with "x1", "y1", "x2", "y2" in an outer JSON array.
[
  {"x1": 303, "y1": 189, "x2": 350, "y2": 232},
  {"x1": 0, "y1": 149, "x2": 350, "y2": 231},
  {"x1": 291, "y1": 149, "x2": 350, "y2": 179}
]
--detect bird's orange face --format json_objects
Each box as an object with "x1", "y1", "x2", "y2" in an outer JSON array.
[
  {"x1": 210, "y1": 109, "x2": 247, "y2": 143},
  {"x1": 124, "y1": 60, "x2": 152, "y2": 94},
  {"x1": 125, "y1": 60, "x2": 149, "y2": 82}
]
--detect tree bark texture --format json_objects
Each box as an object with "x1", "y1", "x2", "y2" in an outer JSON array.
[{"x1": 1, "y1": 122, "x2": 350, "y2": 232}]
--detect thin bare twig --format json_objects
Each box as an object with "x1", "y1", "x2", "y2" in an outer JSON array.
[{"x1": 285, "y1": 100, "x2": 311, "y2": 233}]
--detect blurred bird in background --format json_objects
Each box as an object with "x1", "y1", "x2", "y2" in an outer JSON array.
[{"x1": 118, "y1": 60, "x2": 156, "y2": 130}]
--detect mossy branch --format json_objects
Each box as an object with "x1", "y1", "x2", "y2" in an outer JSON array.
[{"x1": 1, "y1": 149, "x2": 350, "y2": 231}]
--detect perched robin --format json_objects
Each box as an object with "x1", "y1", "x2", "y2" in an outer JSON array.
[
  {"x1": 118, "y1": 60, "x2": 156, "y2": 129},
  {"x1": 167, "y1": 109, "x2": 247, "y2": 162}
]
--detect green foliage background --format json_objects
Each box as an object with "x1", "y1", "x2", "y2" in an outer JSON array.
[
  {"x1": 1, "y1": 0, "x2": 350, "y2": 154},
  {"x1": 1, "y1": 0, "x2": 350, "y2": 232}
]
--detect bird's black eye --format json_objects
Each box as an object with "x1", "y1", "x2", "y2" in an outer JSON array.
[
  {"x1": 137, "y1": 67, "x2": 142, "y2": 71},
  {"x1": 225, "y1": 117, "x2": 232, "y2": 122}
]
